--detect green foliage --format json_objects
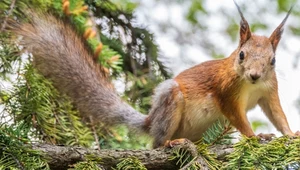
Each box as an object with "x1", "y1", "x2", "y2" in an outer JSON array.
[
  {"x1": 223, "y1": 136, "x2": 300, "y2": 169},
  {"x1": 115, "y1": 157, "x2": 146, "y2": 170},
  {"x1": 196, "y1": 142, "x2": 221, "y2": 170},
  {"x1": 186, "y1": 0, "x2": 207, "y2": 26},
  {"x1": 169, "y1": 147, "x2": 202, "y2": 169},
  {"x1": 169, "y1": 141, "x2": 220, "y2": 170},
  {"x1": 0, "y1": 4, "x2": 164, "y2": 169},
  {"x1": 251, "y1": 120, "x2": 269, "y2": 132},
  {"x1": 109, "y1": 0, "x2": 138, "y2": 13},
  {"x1": 0, "y1": 33, "x2": 20, "y2": 80},
  {"x1": 202, "y1": 119, "x2": 234, "y2": 145},
  {"x1": 1, "y1": 0, "x2": 300, "y2": 169},
  {"x1": 3, "y1": 63, "x2": 94, "y2": 146},
  {"x1": 72, "y1": 160, "x2": 103, "y2": 170},
  {"x1": 0, "y1": 124, "x2": 49, "y2": 169},
  {"x1": 0, "y1": 0, "x2": 159, "y2": 152},
  {"x1": 168, "y1": 137, "x2": 300, "y2": 170},
  {"x1": 277, "y1": 0, "x2": 297, "y2": 11},
  {"x1": 99, "y1": 125, "x2": 150, "y2": 149},
  {"x1": 290, "y1": 26, "x2": 300, "y2": 36},
  {"x1": 124, "y1": 72, "x2": 163, "y2": 113},
  {"x1": 197, "y1": 141, "x2": 220, "y2": 169},
  {"x1": 225, "y1": 19, "x2": 239, "y2": 42},
  {"x1": 71, "y1": 154, "x2": 103, "y2": 169},
  {"x1": 62, "y1": 0, "x2": 125, "y2": 75},
  {"x1": 86, "y1": 0, "x2": 169, "y2": 111},
  {"x1": 250, "y1": 23, "x2": 268, "y2": 32}
]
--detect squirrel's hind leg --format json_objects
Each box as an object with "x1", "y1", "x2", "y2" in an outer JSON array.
[{"x1": 148, "y1": 80, "x2": 185, "y2": 148}]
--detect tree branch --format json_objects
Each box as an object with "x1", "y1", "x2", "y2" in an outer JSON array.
[{"x1": 32, "y1": 142, "x2": 233, "y2": 170}]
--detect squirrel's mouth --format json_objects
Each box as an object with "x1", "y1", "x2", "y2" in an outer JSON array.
[
  {"x1": 246, "y1": 78, "x2": 258, "y2": 85},
  {"x1": 245, "y1": 74, "x2": 262, "y2": 85}
]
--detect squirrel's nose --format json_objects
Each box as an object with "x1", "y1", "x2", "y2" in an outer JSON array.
[{"x1": 250, "y1": 73, "x2": 261, "y2": 81}]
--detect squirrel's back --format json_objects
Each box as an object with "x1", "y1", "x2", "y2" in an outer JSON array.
[{"x1": 7, "y1": 13, "x2": 147, "y2": 130}]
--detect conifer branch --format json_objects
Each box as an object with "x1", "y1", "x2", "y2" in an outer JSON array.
[
  {"x1": 31, "y1": 137, "x2": 300, "y2": 169},
  {"x1": 32, "y1": 141, "x2": 228, "y2": 169}
]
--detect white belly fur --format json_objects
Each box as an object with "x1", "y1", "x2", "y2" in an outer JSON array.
[
  {"x1": 174, "y1": 93, "x2": 224, "y2": 141},
  {"x1": 174, "y1": 82, "x2": 269, "y2": 141},
  {"x1": 240, "y1": 82, "x2": 269, "y2": 111}
]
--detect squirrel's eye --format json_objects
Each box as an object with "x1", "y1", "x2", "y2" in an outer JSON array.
[
  {"x1": 239, "y1": 51, "x2": 245, "y2": 60},
  {"x1": 271, "y1": 57, "x2": 276, "y2": 65}
]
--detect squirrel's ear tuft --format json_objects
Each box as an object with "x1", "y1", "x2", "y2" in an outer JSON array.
[
  {"x1": 269, "y1": 6, "x2": 293, "y2": 51},
  {"x1": 234, "y1": 1, "x2": 251, "y2": 46}
]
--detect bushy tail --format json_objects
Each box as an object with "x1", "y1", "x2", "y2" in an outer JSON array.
[{"x1": 6, "y1": 13, "x2": 147, "y2": 131}]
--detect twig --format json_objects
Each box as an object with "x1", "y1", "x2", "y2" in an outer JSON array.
[
  {"x1": 89, "y1": 116, "x2": 101, "y2": 150},
  {"x1": 1, "y1": 0, "x2": 16, "y2": 32}
]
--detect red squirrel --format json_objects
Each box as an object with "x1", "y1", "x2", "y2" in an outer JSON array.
[{"x1": 6, "y1": 2, "x2": 299, "y2": 148}]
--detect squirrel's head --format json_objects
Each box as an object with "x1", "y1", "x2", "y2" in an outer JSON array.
[{"x1": 233, "y1": 1, "x2": 293, "y2": 84}]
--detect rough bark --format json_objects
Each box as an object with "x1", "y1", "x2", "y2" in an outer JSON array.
[{"x1": 32, "y1": 141, "x2": 234, "y2": 170}]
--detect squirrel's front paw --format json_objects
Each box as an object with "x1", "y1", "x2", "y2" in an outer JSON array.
[
  {"x1": 284, "y1": 131, "x2": 300, "y2": 138},
  {"x1": 257, "y1": 133, "x2": 276, "y2": 141}
]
